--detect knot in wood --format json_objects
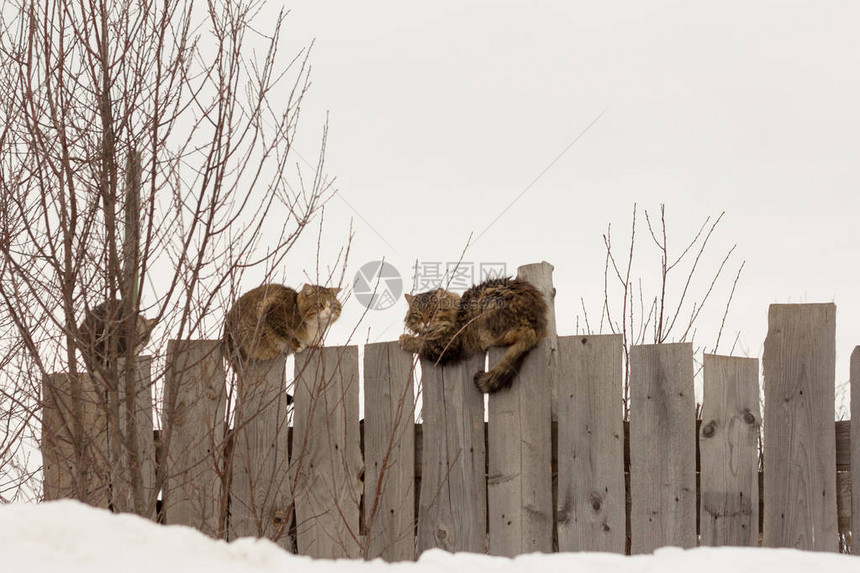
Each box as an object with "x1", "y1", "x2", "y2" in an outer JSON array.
[
  {"x1": 742, "y1": 409, "x2": 756, "y2": 425},
  {"x1": 436, "y1": 528, "x2": 448, "y2": 542},
  {"x1": 702, "y1": 421, "x2": 717, "y2": 438},
  {"x1": 272, "y1": 509, "x2": 286, "y2": 528},
  {"x1": 589, "y1": 492, "x2": 604, "y2": 512}
]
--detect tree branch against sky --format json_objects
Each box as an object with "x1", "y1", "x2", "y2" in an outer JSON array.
[{"x1": 0, "y1": 0, "x2": 333, "y2": 512}]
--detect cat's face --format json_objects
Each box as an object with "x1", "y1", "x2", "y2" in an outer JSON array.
[
  {"x1": 403, "y1": 289, "x2": 460, "y2": 335},
  {"x1": 133, "y1": 316, "x2": 157, "y2": 354},
  {"x1": 297, "y1": 284, "x2": 342, "y2": 324}
]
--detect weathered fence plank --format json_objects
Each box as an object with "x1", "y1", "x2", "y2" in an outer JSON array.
[
  {"x1": 363, "y1": 341, "x2": 417, "y2": 561},
  {"x1": 849, "y1": 346, "x2": 859, "y2": 553},
  {"x1": 699, "y1": 354, "x2": 760, "y2": 546},
  {"x1": 556, "y1": 334, "x2": 625, "y2": 553},
  {"x1": 487, "y1": 262, "x2": 555, "y2": 556},
  {"x1": 162, "y1": 341, "x2": 227, "y2": 536},
  {"x1": 113, "y1": 356, "x2": 157, "y2": 518},
  {"x1": 230, "y1": 355, "x2": 292, "y2": 548},
  {"x1": 126, "y1": 356, "x2": 158, "y2": 519},
  {"x1": 292, "y1": 346, "x2": 363, "y2": 559},
  {"x1": 42, "y1": 373, "x2": 110, "y2": 507},
  {"x1": 629, "y1": 343, "x2": 696, "y2": 554},
  {"x1": 416, "y1": 353, "x2": 487, "y2": 555},
  {"x1": 763, "y1": 304, "x2": 838, "y2": 551}
]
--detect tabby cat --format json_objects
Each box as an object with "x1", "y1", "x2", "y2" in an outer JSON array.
[
  {"x1": 399, "y1": 277, "x2": 547, "y2": 393},
  {"x1": 223, "y1": 283, "x2": 342, "y2": 367},
  {"x1": 78, "y1": 300, "x2": 157, "y2": 372}
]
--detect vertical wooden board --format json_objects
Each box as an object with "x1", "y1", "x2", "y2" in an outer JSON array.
[
  {"x1": 556, "y1": 334, "x2": 625, "y2": 553},
  {"x1": 762, "y1": 304, "x2": 838, "y2": 552},
  {"x1": 292, "y1": 346, "x2": 362, "y2": 559},
  {"x1": 363, "y1": 341, "x2": 416, "y2": 561},
  {"x1": 134, "y1": 357, "x2": 157, "y2": 515},
  {"x1": 699, "y1": 354, "x2": 760, "y2": 546},
  {"x1": 111, "y1": 357, "x2": 158, "y2": 517},
  {"x1": 487, "y1": 262, "x2": 554, "y2": 557},
  {"x1": 837, "y1": 471, "x2": 851, "y2": 535},
  {"x1": 230, "y1": 354, "x2": 292, "y2": 548},
  {"x1": 163, "y1": 341, "x2": 227, "y2": 537},
  {"x1": 852, "y1": 346, "x2": 860, "y2": 552},
  {"x1": 41, "y1": 373, "x2": 110, "y2": 507},
  {"x1": 416, "y1": 353, "x2": 487, "y2": 556},
  {"x1": 629, "y1": 343, "x2": 696, "y2": 554}
]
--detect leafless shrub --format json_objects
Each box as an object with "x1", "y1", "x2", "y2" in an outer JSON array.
[
  {"x1": 0, "y1": 0, "x2": 333, "y2": 519},
  {"x1": 580, "y1": 204, "x2": 745, "y2": 418}
]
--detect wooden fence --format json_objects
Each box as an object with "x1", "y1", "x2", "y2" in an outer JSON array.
[{"x1": 41, "y1": 262, "x2": 860, "y2": 559}]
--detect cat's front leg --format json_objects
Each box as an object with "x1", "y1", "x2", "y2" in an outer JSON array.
[
  {"x1": 399, "y1": 334, "x2": 422, "y2": 353},
  {"x1": 290, "y1": 336, "x2": 307, "y2": 353}
]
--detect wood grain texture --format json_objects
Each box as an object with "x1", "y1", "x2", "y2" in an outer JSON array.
[
  {"x1": 363, "y1": 341, "x2": 417, "y2": 561},
  {"x1": 629, "y1": 343, "x2": 696, "y2": 554},
  {"x1": 230, "y1": 354, "x2": 292, "y2": 548},
  {"x1": 162, "y1": 341, "x2": 227, "y2": 536},
  {"x1": 292, "y1": 346, "x2": 363, "y2": 559},
  {"x1": 699, "y1": 354, "x2": 760, "y2": 546},
  {"x1": 416, "y1": 353, "x2": 487, "y2": 556},
  {"x1": 487, "y1": 261, "x2": 554, "y2": 556},
  {"x1": 113, "y1": 356, "x2": 157, "y2": 518},
  {"x1": 850, "y1": 346, "x2": 860, "y2": 552},
  {"x1": 762, "y1": 304, "x2": 838, "y2": 552},
  {"x1": 42, "y1": 373, "x2": 110, "y2": 507},
  {"x1": 837, "y1": 471, "x2": 851, "y2": 535},
  {"x1": 556, "y1": 334, "x2": 625, "y2": 553}
]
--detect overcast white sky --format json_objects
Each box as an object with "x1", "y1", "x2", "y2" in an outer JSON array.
[{"x1": 251, "y1": 1, "x2": 859, "y2": 402}]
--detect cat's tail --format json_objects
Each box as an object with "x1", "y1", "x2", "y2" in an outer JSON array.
[{"x1": 473, "y1": 326, "x2": 541, "y2": 393}]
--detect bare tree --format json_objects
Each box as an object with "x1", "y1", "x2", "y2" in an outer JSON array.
[
  {"x1": 580, "y1": 204, "x2": 745, "y2": 417},
  {"x1": 0, "y1": 0, "x2": 333, "y2": 518}
]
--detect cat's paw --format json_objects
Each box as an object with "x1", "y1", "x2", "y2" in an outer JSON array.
[
  {"x1": 473, "y1": 371, "x2": 491, "y2": 393},
  {"x1": 294, "y1": 343, "x2": 307, "y2": 353},
  {"x1": 399, "y1": 334, "x2": 418, "y2": 352}
]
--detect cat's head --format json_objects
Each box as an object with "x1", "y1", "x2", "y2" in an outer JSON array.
[
  {"x1": 403, "y1": 289, "x2": 460, "y2": 335},
  {"x1": 133, "y1": 315, "x2": 157, "y2": 354},
  {"x1": 297, "y1": 284, "x2": 342, "y2": 324}
]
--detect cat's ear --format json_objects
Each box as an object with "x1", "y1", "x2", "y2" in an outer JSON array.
[
  {"x1": 404, "y1": 293, "x2": 415, "y2": 304},
  {"x1": 301, "y1": 284, "x2": 316, "y2": 296},
  {"x1": 328, "y1": 287, "x2": 342, "y2": 296}
]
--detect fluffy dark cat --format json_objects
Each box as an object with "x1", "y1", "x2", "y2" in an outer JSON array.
[
  {"x1": 223, "y1": 283, "x2": 342, "y2": 367},
  {"x1": 78, "y1": 300, "x2": 157, "y2": 372},
  {"x1": 399, "y1": 277, "x2": 547, "y2": 393}
]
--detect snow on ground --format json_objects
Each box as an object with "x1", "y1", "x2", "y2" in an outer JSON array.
[{"x1": 1, "y1": 500, "x2": 854, "y2": 572}]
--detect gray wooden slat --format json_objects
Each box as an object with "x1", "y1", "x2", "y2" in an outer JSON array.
[
  {"x1": 416, "y1": 353, "x2": 486, "y2": 555},
  {"x1": 762, "y1": 304, "x2": 838, "y2": 551},
  {"x1": 135, "y1": 357, "x2": 157, "y2": 516},
  {"x1": 230, "y1": 354, "x2": 292, "y2": 548},
  {"x1": 699, "y1": 354, "x2": 760, "y2": 546},
  {"x1": 629, "y1": 343, "x2": 696, "y2": 554},
  {"x1": 292, "y1": 346, "x2": 362, "y2": 559},
  {"x1": 852, "y1": 346, "x2": 860, "y2": 551},
  {"x1": 487, "y1": 261, "x2": 554, "y2": 556},
  {"x1": 108, "y1": 357, "x2": 158, "y2": 517},
  {"x1": 162, "y1": 340, "x2": 227, "y2": 536},
  {"x1": 42, "y1": 373, "x2": 110, "y2": 507},
  {"x1": 363, "y1": 341, "x2": 416, "y2": 561},
  {"x1": 556, "y1": 334, "x2": 625, "y2": 553}
]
